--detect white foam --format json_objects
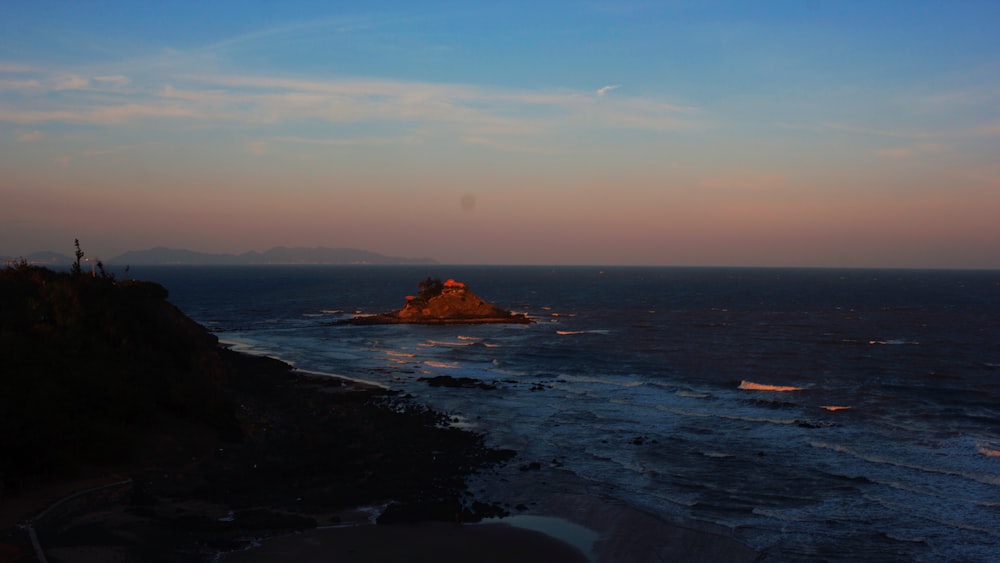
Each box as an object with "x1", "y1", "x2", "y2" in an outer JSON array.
[
  {"x1": 384, "y1": 350, "x2": 415, "y2": 358},
  {"x1": 739, "y1": 380, "x2": 803, "y2": 392},
  {"x1": 421, "y1": 339, "x2": 473, "y2": 347}
]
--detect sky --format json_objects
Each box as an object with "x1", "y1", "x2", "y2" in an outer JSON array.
[{"x1": 2, "y1": 1, "x2": 999, "y2": 268}]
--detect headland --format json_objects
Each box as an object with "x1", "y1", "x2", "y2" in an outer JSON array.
[{"x1": 0, "y1": 263, "x2": 756, "y2": 562}]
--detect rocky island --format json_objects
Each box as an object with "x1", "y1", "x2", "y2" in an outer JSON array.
[{"x1": 347, "y1": 278, "x2": 531, "y2": 324}]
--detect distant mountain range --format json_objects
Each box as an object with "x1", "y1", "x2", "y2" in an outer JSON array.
[{"x1": 7, "y1": 247, "x2": 437, "y2": 266}]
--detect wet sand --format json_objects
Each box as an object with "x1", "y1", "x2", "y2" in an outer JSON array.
[
  {"x1": 226, "y1": 493, "x2": 758, "y2": 563},
  {"x1": 225, "y1": 521, "x2": 590, "y2": 563}
]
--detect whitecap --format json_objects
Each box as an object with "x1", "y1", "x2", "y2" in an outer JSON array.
[
  {"x1": 424, "y1": 360, "x2": 459, "y2": 369},
  {"x1": 422, "y1": 339, "x2": 473, "y2": 347},
  {"x1": 739, "y1": 380, "x2": 803, "y2": 392},
  {"x1": 384, "y1": 350, "x2": 415, "y2": 358},
  {"x1": 976, "y1": 444, "x2": 1000, "y2": 458},
  {"x1": 869, "y1": 338, "x2": 918, "y2": 345}
]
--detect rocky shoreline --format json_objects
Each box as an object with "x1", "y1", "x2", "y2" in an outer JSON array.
[
  {"x1": 0, "y1": 349, "x2": 520, "y2": 562},
  {"x1": 1, "y1": 266, "x2": 758, "y2": 562}
]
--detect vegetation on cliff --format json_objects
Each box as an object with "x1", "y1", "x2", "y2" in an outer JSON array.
[{"x1": 0, "y1": 260, "x2": 239, "y2": 489}]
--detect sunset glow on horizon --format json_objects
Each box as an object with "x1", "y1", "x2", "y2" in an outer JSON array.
[{"x1": 2, "y1": 1, "x2": 998, "y2": 268}]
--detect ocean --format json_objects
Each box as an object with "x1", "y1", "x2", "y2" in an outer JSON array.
[{"x1": 134, "y1": 265, "x2": 1000, "y2": 561}]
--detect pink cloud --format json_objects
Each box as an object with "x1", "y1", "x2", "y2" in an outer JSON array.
[{"x1": 17, "y1": 130, "x2": 44, "y2": 141}]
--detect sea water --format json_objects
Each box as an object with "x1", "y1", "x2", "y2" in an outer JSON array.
[{"x1": 135, "y1": 265, "x2": 1000, "y2": 561}]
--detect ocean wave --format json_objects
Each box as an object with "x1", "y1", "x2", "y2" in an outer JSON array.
[
  {"x1": 424, "y1": 360, "x2": 459, "y2": 369},
  {"x1": 868, "y1": 339, "x2": 919, "y2": 345},
  {"x1": 384, "y1": 350, "x2": 416, "y2": 358},
  {"x1": 810, "y1": 441, "x2": 1000, "y2": 486},
  {"x1": 419, "y1": 339, "x2": 474, "y2": 348},
  {"x1": 821, "y1": 405, "x2": 852, "y2": 411},
  {"x1": 976, "y1": 443, "x2": 1000, "y2": 458},
  {"x1": 655, "y1": 405, "x2": 806, "y2": 426},
  {"x1": 859, "y1": 472, "x2": 1000, "y2": 509},
  {"x1": 676, "y1": 390, "x2": 712, "y2": 399},
  {"x1": 739, "y1": 380, "x2": 804, "y2": 392},
  {"x1": 863, "y1": 492, "x2": 1000, "y2": 538},
  {"x1": 556, "y1": 329, "x2": 610, "y2": 335},
  {"x1": 556, "y1": 374, "x2": 645, "y2": 388}
]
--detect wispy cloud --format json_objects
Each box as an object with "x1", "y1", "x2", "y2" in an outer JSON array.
[
  {"x1": 873, "y1": 143, "x2": 947, "y2": 159},
  {"x1": 0, "y1": 103, "x2": 199, "y2": 124},
  {"x1": 972, "y1": 120, "x2": 1000, "y2": 137},
  {"x1": 0, "y1": 78, "x2": 43, "y2": 92},
  {"x1": 823, "y1": 122, "x2": 933, "y2": 140},
  {"x1": 81, "y1": 145, "x2": 131, "y2": 157},
  {"x1": 699, "y1": 171, "x2": 789, "y2": 192},
  {"x1": 50, "y1": 145, "x2": 132, "y2": 168},
  {"x1": 17, "y1": 130, "x2": 44, "y2": 141},
  {"x1": 0, "y1": 63, "x2": 700, "y2": 149},
  {"x1": 0, "y1": 62, "x2": 36, "y2": 73},
  {"x1": 94, "y1": 75, "x2": 130, "y2": 88},
  {"x1": 274, "y1": 135, "x2": 404, "y2": 147},
  {"x1": 462, "y1": 136, "x2": 563, "y2": 154},
  {"x1": 53, "y1": 74, "x2": 89, "y2": 90},
  {"x1": 596, "y1": 84, "x2": 620, "y2": 96},
  {"x1": 246, "y1": 139, "x2": 267, "y2": 155}
]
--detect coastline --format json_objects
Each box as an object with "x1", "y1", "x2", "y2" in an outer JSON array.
[{"x1": 1, "y1": 347, "x2": 758, "y2": 563}]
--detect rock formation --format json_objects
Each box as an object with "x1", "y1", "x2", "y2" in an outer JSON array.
[{"x1": 348, "y1": 278, "x2": 530, "y2": 324}]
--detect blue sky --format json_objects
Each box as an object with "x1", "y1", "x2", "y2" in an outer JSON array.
[{"x1": 2, "y1": 1, "x2": 999, "y2": 266}]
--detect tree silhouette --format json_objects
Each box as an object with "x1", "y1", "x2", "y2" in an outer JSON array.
[{"x1": 71, "y1": 238, "x2": 85, "y2": 276}]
